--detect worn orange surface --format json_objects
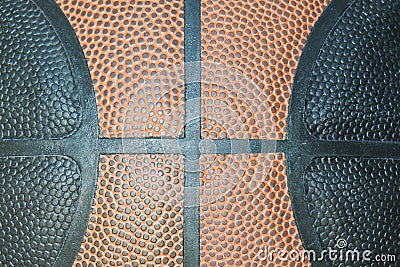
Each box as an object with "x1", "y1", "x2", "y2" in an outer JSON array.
[
  {"x1": 74, "y1": 154, "x2": 184, "y2": 267},
  {"x1": 201, "y1": 0, "x2": 330, "y2": 139},
  {"x1": 57, "y1": 0, "x2": 185, "y2": 138},
  {"x1": 200, "y1": 153, "x2": 310, "y2": 266}
]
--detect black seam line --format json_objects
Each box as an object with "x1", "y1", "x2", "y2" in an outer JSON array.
[
  {"x1": 29, "y1": 0, "x2": 100, "y2": 266},
  {"x1": 0, "y1": 137, "x2": 98, "y2": 157},
  {"x1": 287, "y1": 0, "x2": 353, "y2": 143},
  {"x1": 85, "y1": 138, "x2": 400, "y2": 158},
  {"x1": 183, "y1": 0, "x2": 201, "y2": 265},
  {"x1": 286, "y1": 0, "x2": 393, "y2": 266},
  {"x1": 296, "y1": 140, "x2": 400, "y2": 158},
  {"x1": 3, "y1": 138, "x2": 400, "y2": 159},
  {"x1": 96, "y1": 138, "x2": 284, "y2": 155}
]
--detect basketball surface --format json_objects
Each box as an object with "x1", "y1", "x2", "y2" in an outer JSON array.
[{"x1": 0, "y1": 0, "x2": 399, "y2": 266}]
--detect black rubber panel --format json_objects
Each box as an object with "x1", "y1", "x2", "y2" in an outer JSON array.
[
  {"x1": 0, "y1": 156, "x2": 81, "y2": 266},
  {"x1": 304, "y1": 157, "x2": 400, "y2": 266},
  {"x1": 304, "y1": 0, "x2": 400, "y2": 142},
  {"x1": 0, "y1": 0, "x2": 99, "y2": 266},
  {"x1": 0, "y1": 0, "x2": 82, "y2": 140},
  {"x1": 287, "y1": 0, "x2": 400, "y2": 266}
]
